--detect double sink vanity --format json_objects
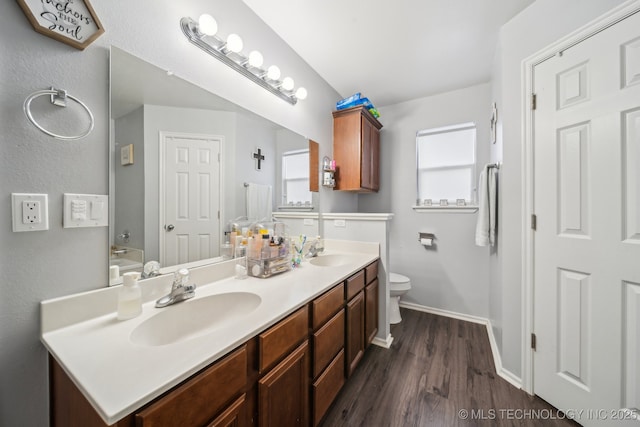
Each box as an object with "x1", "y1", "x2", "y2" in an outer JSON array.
[{"x1": 42, "y1": 240, "x2": 381, "y2": 426}]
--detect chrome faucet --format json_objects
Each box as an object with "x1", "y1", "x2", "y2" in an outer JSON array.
[
  {"x1": 305, "y1": 237, "x2": 324, "y2": 258},
  {"x1": 155, "y1": 268, "x2": 196, "y2": 308}
]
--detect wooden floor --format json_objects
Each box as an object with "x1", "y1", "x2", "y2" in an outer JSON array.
[{"x1": 320, "y1": 308, "x2": 580, "y2": 427}]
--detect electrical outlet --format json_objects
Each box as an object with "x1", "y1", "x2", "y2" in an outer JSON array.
[
  {"x1": 12, "y1": 193, "x2": 49, "y2": 232},
  {"x1": 22, "y1": 200, "x2": 42, "y2": 224}
]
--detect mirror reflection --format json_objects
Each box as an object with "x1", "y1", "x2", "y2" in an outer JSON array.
[{"x1": 109, "y1": 46, "x2": 317, "y2": 282}]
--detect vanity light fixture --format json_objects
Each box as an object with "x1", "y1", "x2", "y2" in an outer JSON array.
[{"x1": 180, "y1": 15, "x2": 307, "y2": 105}]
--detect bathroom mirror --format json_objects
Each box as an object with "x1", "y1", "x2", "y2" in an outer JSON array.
[{"x1": 109, "y1": 46, "x2": 317, "y2": 280}]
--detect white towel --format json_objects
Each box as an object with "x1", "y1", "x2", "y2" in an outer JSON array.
[
  {"x1": 475, "y1": 165, "x2": 497, "y2": 246},
  {"x1": 246, "y1": 183, "x2": 272, "y2": 221}
]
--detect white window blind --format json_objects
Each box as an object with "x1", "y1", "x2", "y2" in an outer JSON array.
[
  {"x1": 416, "y1": 122, "x2": 477, "y2": 204},
  {"x1": 282, "y1": 149, "x2": 312, "y2": 205}
]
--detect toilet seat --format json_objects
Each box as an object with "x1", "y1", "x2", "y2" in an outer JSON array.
[
  {"x1": 389, "y1": 272, "x2": 411, "y2": 324},
  {"x1": 390, "y1": 273, "x2": 411, "y2": 292}
]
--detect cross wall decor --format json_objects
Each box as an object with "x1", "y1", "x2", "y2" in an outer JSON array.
[{"x1": 253, "y1": 148, "x2": 265, "y2": 170}]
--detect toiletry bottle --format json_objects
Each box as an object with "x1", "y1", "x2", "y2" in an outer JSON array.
[
  {"x1": 261, "y1": 234, "x2": 271, "y2": 260},
  {"x1": 117, "y1": 272, "x2": 142, "y2": 320},
  {"x1": 234, "y1": 246, "x2": 248, "y2": 279},
  {"x1": 221, "y1": 232, "x2": 233, "y2": 260}
]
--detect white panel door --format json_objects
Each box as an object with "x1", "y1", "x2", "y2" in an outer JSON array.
[
  {"x1": 161, "y1": 133, "x2": 221, "y2": 266},
  {"x1": 533, "y1": 11, "x2": 640, "y2": 426}
]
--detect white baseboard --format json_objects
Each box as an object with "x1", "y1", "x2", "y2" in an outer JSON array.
[
  {"x1": 372, "y1": 333, "x2": 394, "y2": 348},
  {"x1": 399, "y1": 301, "x2": 522, "y2": 389}
]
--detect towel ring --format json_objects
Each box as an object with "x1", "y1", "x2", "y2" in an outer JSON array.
[{"x1": 23, "y1": 88, "x2": 95, "y2": 141}]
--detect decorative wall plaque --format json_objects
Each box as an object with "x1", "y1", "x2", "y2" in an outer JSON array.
[{"x1": 16, "y1": 0, "x2": 104, "y2": 50}]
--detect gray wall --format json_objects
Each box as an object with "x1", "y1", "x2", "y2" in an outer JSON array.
[
  {"x1": 0, "y1": 1, "x2": 343, "y2": 425},
  {"x1": 359, "y1": 83, "x2": 492, "y2": 319},
  {"x1": 490, "y1": 0, "x2": 629, "y2": 377}
]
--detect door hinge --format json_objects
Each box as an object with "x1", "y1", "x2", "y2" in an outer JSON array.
[
  {"x1": 531, "y1": 93, "x2": 537, "y2": 110},
  {"x1": 218, "y1": 152, "x2": 220, "y2": 162},
  {"x1": 531, "y1": 214, "x2": 537, "y2": 231},
  {"x1": 531, "y1": 333, "x2": 537, "y2": 351},
  {"x1": 217, "y1": 210, "x2": 220, "y2": 219}
]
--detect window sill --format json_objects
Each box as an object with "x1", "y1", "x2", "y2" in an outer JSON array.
[
  {"x1": 412, "y1": 205, "x2": 478, "y2": 214},
  {"x1": 277, "y1": 205, "x2": 315, "y2": 212}
]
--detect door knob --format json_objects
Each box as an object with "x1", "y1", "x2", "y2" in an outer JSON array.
[{"x1": 165, "y1": 224, "x2": 175, "y2": 231}]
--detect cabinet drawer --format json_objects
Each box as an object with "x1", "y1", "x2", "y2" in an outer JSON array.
[
  {"x1": 136, "y1": 345, "x2": 247, "y2": 427},
  {"x1": 312, "y1": 350, "x2": 345, "y2": 427},
  {"x1": 346, "y1": 270, "x2": 365, "y2": 301},
  {"x1": 365, "y1": 260, "x2": 378, "y2": 284},
  {"x1": 259, "y1": 305, "x2": 309, "y2": 373},
  {"x1": 312, "y1": 283, "x2": 344, "y2": 330},
  {"x1": 312, "y1": 309, "x2": 345, "y2": 379}
]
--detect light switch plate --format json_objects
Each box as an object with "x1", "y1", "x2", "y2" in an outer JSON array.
[
  {"x1": 64, "y1": 193, "x2": 108, "y2": 228},
  {"x1": 11, "y1": 193, "x2": 49, "y2": 232}
]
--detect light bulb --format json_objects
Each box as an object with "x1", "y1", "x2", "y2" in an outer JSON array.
[
  {"x1": 295, "y1": 87, "x2": 308, "y2": 100},
  {"x1": 198, "y1": 14, "x2": 218, "y2": 36},
  {"x1": 267, "y1": 65, "x2": 281, "y2": 80},
  {"x1": 282, "y1": 77, "x2": 294, "y2": 91},
  {"x1": 226, "y1": 34, "x2": 243, "y2": 53},
  {"x1": 248, "y1": 51, "x2": 264, "y2": 68}
]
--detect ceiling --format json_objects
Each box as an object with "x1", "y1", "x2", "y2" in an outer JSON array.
[
  {"x1": 110, "y1": 46, "x2": 278, "y2": 129},
  {"x1": 243, "y1": 0, "x2": 535, "y2": 107}
]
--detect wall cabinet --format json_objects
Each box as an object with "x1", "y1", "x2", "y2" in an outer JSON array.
[
  {"x1": 50, "y1": 261, "x2": 379, "y2": 427},
  {"x1": 332, "y1": 106, "x2": 383, "y2": 192}
]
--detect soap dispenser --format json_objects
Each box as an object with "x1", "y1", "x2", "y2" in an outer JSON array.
[{"x1": 117, "y1": 272, "x2": 142, "y2": 320}]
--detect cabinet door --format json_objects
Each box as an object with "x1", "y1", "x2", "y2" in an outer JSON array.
[
  {"x1": 208, "y1": 394, "x2": 247, "y2": 427},
  {"x1": 360, "y1": 116, "x2": 380, "y2": 192},
  {"x1": 370, "y1": 124, "x2": 380, "y2": 191},
  {"x1": 345, "y1": 291, "x2": 365, "y2": 377},
  {"x1": 365, "y1": 278, "x2": 379, "y2": 347},
  {"x1": 259, "y1": 340, "x2": 309, "y2": 427}
]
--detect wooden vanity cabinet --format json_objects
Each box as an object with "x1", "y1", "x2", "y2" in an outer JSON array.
[
  {"x1": 50, "y1": 261, "x2": 380, "y2": 427},
  {"x1": 332, "y1": 105, "x2": 382, "y2": 192}
]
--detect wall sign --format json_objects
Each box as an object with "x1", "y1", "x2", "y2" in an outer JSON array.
[{"x1": 16, "y1": 0, "x2": 104, "y2": 50}]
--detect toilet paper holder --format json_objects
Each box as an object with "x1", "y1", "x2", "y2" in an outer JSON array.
[{"x1": 418, "y1": 232, "x2": 435, "y2": 247}]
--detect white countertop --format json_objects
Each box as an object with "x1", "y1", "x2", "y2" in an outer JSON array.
[{"x1": 41, "y1": 240, "x2": 379, "y2": 425}]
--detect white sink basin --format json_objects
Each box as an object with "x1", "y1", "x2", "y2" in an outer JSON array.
[
  {"x1": 309, "y1": 254, "x2": 356, "y2": 267},
  {"x1": 130, "y1": 292, "x2": 261, "y2": 346}
]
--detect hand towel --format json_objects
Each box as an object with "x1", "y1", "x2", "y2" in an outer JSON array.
[
  {"x1": 246, "y1": 183, "x2": 272, "y2": 221},
  {"x1": 475, "y1": 165, "x2": 497, "y2": 246}
]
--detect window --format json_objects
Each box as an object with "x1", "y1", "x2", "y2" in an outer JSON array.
[
  {"x1": 281, "y1": 149, "x2": 312, "y2": 205},
  {"x1": 416, "y1": 122, "x2": 477, "y2": 205}
]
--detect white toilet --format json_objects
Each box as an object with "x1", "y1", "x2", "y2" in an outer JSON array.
[{"x1": 389, "y1": 273, "x2": 412, "y2": 324}]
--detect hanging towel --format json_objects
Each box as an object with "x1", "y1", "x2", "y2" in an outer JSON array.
[
  {"x1": 475, "y1": 165, "x2": 498, "y2": 246},
  {"x1": 246, "y1": 183, "x2": 272, "y2": 221}
]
